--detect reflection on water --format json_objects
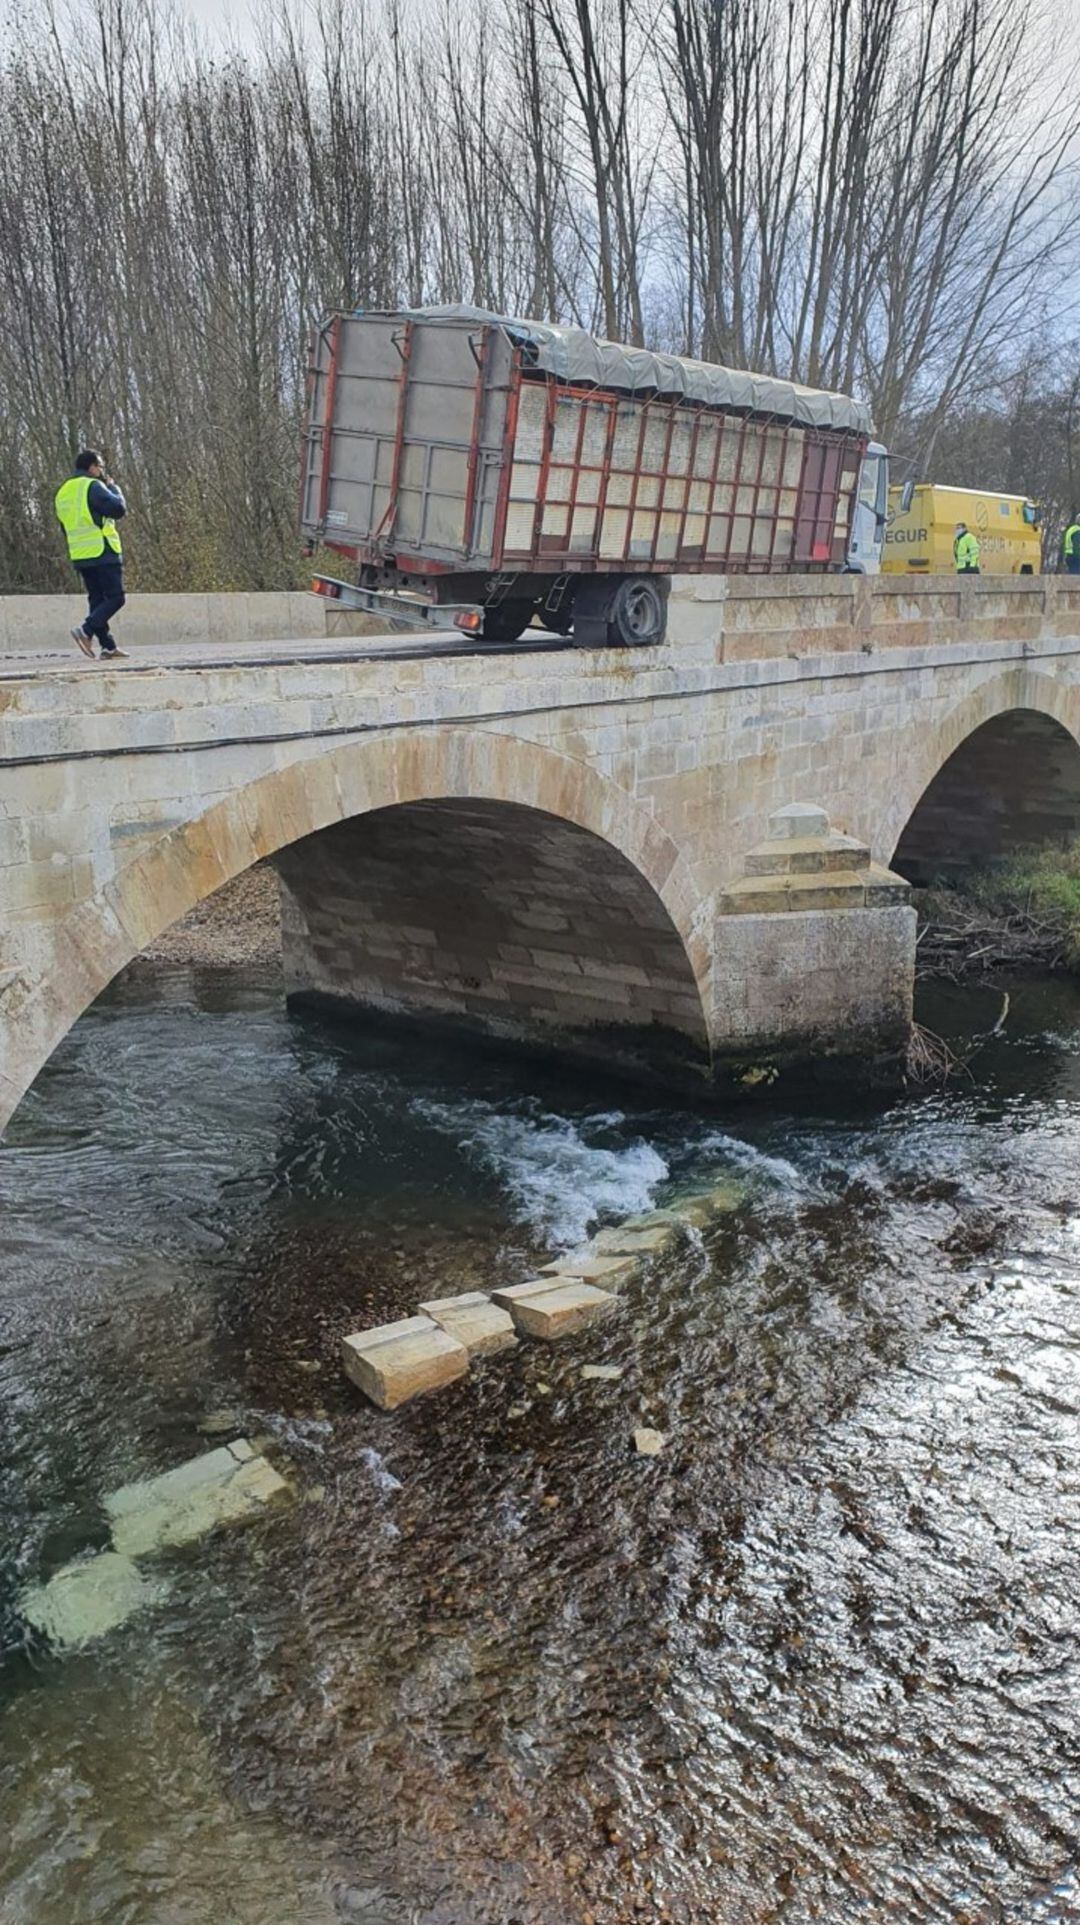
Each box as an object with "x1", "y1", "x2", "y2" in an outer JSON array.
[{"x1": 2, "y1": 966, "x2": 1080, "y2": 1922}]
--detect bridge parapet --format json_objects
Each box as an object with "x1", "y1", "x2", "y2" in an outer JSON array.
[{"x1": 669, "y1": 572, "x2": 1080, "y2": 661}]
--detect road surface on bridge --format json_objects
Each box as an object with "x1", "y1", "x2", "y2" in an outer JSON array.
[{"x1": 0, "y1": 626, "x2": 573, "y2": 678}]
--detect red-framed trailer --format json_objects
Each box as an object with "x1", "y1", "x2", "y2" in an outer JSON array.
[{"x1": 300, "y1": 307, "x2": 871, "y2": 645}]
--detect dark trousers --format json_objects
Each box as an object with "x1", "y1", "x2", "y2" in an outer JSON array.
[
  {"x1": 1066, "y1": 556, "x2": 1080, "y2": 574},
  {"x1": 77, "y1": 559, "x2": 126, "y2": 652}
]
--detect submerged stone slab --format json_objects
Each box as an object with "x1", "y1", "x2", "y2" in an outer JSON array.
[
  {"x1": 581, "y1": 1363, "x2": 624, "y2": 1382},
  {"x1": 21, "y1": 1551, "x2": 165, "y2": 1650},
  {"x1": 106, "y1": 1440, "x2": 290, "y2": 1557},
  {"x1": 492, "y1": 1278, "x2": 616, "y2": 1340},
  {"x1": 590, "y1": 1221, "x2": 678, "y2": 1256},
  {"x1": 419, "y1": 1291, "x2": 518, "y2": 1357},
  {"x1": 633, "y1": 1428, "x2": 666, "y2": 1457},
  {"x1": 198, "y1": 1407, "x2": 245, "y2": 1437},
  {"x1": 540, "y1": 1253, "x2": 638, "y2": 1288},
  {"x1": 342, "y1": 1315, "x2": 469, "y2": 1410}
]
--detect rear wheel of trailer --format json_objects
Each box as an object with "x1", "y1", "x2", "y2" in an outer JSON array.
[{"x1": 571, "y1": 575, "x2": 669, "y2": 647}]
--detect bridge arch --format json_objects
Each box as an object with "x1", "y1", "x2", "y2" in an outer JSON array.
[
  {"x1": 881, "y1": 671, "x2": 1080, "y2": 881},
  {"x1": 2, "y1": 728, "x2": 712, "y2": 1131}
]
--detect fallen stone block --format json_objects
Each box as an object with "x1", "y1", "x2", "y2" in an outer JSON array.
[
  {"x1": 492, "y1": 1278, "x2": 616, "y2": 1340},
  {"x1": 419, "y1": 1291, "x2": 518, "y2": 1357},
  {"x1": 590, "y1": 1221, "x2": 678, "y2": 1256},
  {"x1": 619, "y1": 1208, "x2": 690, "y2": 1233},
  {"x1": 106, "y1": 1440, "x2": 290, "y2": 1557},
  {"x1": 633, "y1": 1428, "x2": 666, "y2": 1457},
  {"x1": 662, "y1": 1182, "x2": 745, "y2": 1228},
  {"x1": 341, "y1": 1315, "x2": 469, "y2": 1410},
  {"x1": 540, "y1": 1252, "x2": 638, "y2": 1288},
  {"x1": 667, "y1": 1197, "x2": 714, "y2": 1229},
  {"x1": 21, "y1": 1551, "x2": 165, "y2": 1650},
  {"x1": 198, "y1": 1407, "x2": 245, "y2": 1436},
  {"x1": 581, "y1": 1363, "x2": 624, "y2": 1382}
]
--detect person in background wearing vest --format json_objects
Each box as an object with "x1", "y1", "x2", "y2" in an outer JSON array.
[
  {"x1": 1063, "y1": 514, "x2": 1080, "y2": 574},
  {"x1": 54, "y1": 450, "x2": 128, "y2": 661},
  {"x1": 954, "y1": 521, "x2": 980, "y2": 574}
]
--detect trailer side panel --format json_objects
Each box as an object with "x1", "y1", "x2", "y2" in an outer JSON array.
[{"x1": 301, "y1": 313, "x2": 865, "y2": 579}]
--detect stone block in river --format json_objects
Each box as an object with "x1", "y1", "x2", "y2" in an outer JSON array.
[
  {"x1": 341, "y1": 1315, "x2": 469, "y2": 1409},
  {"x1": 106, "y1": 1440, "x2": 290, "y2": 1557},
  {"x1": 492, "y1": 1278, "x2": 616, "y2": 1340},
  {"x1": 419, "y1": 1291, "x2": 518, "y2": 1357},
  {"x1": 590, "y1": 1221, "x2": 679, "y2": 1256},
  {"x1": 21, "y1": 1551, "x2": 165, "y2": 1650},
  {"x1": 539, "y1": 1252, "x2": 638, "y2": 1288}
]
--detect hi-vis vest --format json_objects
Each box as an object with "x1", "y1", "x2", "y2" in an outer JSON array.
[
  {"x1": 954, "y1": 529, "x2": 980, "y2": 571},
  {"x1": 1064, "y1": 522, "x2": 1080, "y2": 560},
  {"x1": 54, "y1": 475, "x2": 122, "y2": 564}
]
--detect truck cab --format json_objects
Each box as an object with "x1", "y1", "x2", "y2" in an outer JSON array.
[{"x1": 847, "y1": 442, "x2": 889, "y2": 573}]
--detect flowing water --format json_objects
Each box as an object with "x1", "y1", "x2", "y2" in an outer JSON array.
[{"x1": 2, "y1": 965, "x2": 1080, "y2": 1924}]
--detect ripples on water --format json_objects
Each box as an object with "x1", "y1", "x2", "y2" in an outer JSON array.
[{"x1": 2, "y1": 967, "x2": 1080, "y2": 1923}]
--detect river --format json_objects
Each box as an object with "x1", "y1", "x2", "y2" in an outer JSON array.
[{"x1": 2, "y1": 965, "x2": 1080, "y2": 1924}]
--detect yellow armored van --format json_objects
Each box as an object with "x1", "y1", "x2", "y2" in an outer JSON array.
[{"x1": 883, "y1": 483, "x2": 1041, "y2": 574}]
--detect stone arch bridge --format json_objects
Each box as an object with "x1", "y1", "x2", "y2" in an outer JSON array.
[{"x1": 3, "y1": 573, "x2": 1080, "y2": 1132}]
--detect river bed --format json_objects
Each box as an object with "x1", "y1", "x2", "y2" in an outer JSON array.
[{"x1": 2, "y1": 966, "x2": 1080, "y2": 1923}]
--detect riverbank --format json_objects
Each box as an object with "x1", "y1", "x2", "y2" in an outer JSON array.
[
  {"x1": 914, "y1": 841, "x2": 1080, "y2": 982},
  {"x1": 137, "y1": 865, "x2": 282, "y2": 969}
]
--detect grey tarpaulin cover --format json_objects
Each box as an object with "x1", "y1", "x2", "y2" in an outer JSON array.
[{"x1": 389, "y1": 305, "x2": 872, "y2": 435}]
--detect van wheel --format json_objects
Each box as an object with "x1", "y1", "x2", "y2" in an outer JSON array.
[{"x1": 481, "y1": 598, "x2": 536, "y2": 642}]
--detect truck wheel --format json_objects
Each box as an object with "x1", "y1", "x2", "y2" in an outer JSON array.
[
  {"x1": 573, "y1": 575, "x2": 668, "y2": 647},
  {"x1": 610, "y1": 576, "x2": 667, "y2": 645},
  {"x1": 481, "y1": 598, "x2": 536, "y2": 642}
]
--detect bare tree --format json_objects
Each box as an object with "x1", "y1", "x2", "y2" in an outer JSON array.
[{"x1": 0, "y1": 0, "x2": 1076, "y2": 593}]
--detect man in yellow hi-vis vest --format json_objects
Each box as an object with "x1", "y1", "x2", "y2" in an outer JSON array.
[
  {"x1": 1063, "y1": 515, "x2": 1080, "y2": 574},
  {"x1": 953, "y1": 522, "x2": 980, "y2": 574},
  {"x1": 54, "y1": 450, "x2": 128, "y2": 660}
]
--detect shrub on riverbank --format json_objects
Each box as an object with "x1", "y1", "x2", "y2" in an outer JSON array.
[{"x1": 915, "y1": 841, "x2": 1080, "y2": 978}]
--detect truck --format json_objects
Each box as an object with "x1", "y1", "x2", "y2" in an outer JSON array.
[
  {"x1": 300, "y1": 305, "x2": 876, "y2": 645},
  {"x1": 882, "y1": 482, "x2": 1041, "y2": 575}
]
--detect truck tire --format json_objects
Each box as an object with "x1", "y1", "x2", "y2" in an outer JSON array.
[
  {"x1": 573, "y1": 575, "x2": 668, "y2": 647},
  {"x1": 481, "y1": 598, "x2": 536, "y2": 642}
]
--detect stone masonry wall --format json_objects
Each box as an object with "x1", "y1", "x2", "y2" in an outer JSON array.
[
  {"x1": 893, "y1": 710, "x2": 1080, "y2": 882},
  {"x1": 276, "y1": 800, "x2": 710, "y2": 1076}
]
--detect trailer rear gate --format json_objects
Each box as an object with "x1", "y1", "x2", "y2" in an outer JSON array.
[{"x1": 301, "y1": 312, "x2": 866, "y2": 581}]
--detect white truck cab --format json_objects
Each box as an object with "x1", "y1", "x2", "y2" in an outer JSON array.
[{"x1": 847, "y1": 441, "x2": 889, "y2": 573}]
